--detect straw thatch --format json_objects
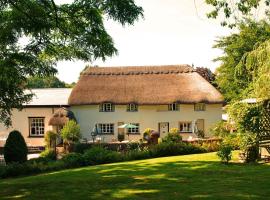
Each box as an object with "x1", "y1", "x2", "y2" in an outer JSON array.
[
  {"x1": 48, "y1": 107, "x2": 76, "y2": 126},
  {"x1": 69, "y1": 65, "x2": 224, "y2": 105}
]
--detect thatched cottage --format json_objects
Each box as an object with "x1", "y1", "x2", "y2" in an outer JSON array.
[
  {"x1": 69, "y1": 65, "x2": 224, "y2": 142},
  {"x1": 0, "y1": 65, "x2": 224, "y2": 147}
]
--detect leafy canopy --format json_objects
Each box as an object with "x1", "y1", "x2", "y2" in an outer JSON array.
[
  {"x1": 27, "y1": 76, "x2": 74, "y2": 88},
  {"x1": 0, "y1": 0, "x2": 143, "y2": 127}
]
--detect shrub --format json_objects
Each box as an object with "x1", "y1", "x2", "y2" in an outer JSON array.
[
  {"x1": 200, "y1": 141, "x2": 221, "y2": 152},
  {"x1": 217, "y1": 144, "x2": 232, "y2": 164},
  {"x1": 62, "y1": 153, "x2": 84, "y2": 168},
  {"x1": 162, "y1": 128, "x2": 182, "y2": 143},
  {"x1": 44, "y1": 131, "x2": 58, "y2": 150},
  {"x1": 83, "y1": 147, "x2": 122, "y2": 165},
  {"x1": 210, "y1": 120, "x2": 231, "y2": 138},
  {"x1": 4, "y1": 130, "x2": 28, "y2": 164},
  {"x1": 61, "y1": 120, "x2": 81, "y2": 145},
  {"x1": 126, "y1": 142, "x2": 144, "y2": 151},
  {"x1": 73, "y1": 143, "x2": 92, "y2": 153},
  {"x1": 124, "y1": 149, "x2": 151, "y2": 161},
  {"x1": 149, "y1": 142, "x2": 205, "y2": 157},
  {"x1": 40, "y1": 149, "x2": 56, "y2": 160}
]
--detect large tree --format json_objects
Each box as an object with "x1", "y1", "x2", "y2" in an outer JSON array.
[
  {"x1": 27, "y1": 76, "x2": 73, "y2": 88},
  {"x1": 213, "y1": 20, "x2": 270, "y2": 101},
  {"x1": 0, "y1": 0, "x2": 143, "y2": 127}
]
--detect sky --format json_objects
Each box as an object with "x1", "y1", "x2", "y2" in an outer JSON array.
[{"x1": 56, "y1": 0, "x2": 231, "y2": 83}]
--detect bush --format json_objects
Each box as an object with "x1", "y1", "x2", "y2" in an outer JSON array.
[
  {"x1": 124, "y1": 149, "x2": 151, "y2": 161},
  {"x1": 61, "y1": 120, "x2": 81, "y2": 144},
  {"x1": 83, "y1": 147, "x2": 122, "y2": 165},
  {"x1": 73, "y1": 143, "x2": 92, "y2": 154},
  {"x1": 126, "y1": 142, "x2": 144, "y2": 151},
  {"x1": 162, "y1": 128, "x2": 182, "y2": 143},
  {"x1": 62, "y1": 153, "x2": 84, "y2": 168},
  {"x1": 40, "y1": 149, "x2": 56, "y2": 160},
  {"x1": 4, "y1": 130, "x2": 28, "y2": 164},
  {"x1": 149, "y1": 142, "x2": 205, "y2": 157},
  {"x1": 217, "y1": 144, "x2": 232, "y2": 164},
  {"x1": 44, "y1": 131, "x2": 58, "y2": 149}
]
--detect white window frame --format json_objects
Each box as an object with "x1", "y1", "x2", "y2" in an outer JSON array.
[
  {"x1": 179, "y1": 121, "x2": 192, "y2": 133},
  {"x1": 127, "y1": 123, "x2": 140, "y2": 134},
  {"x1": 100, "y1": 103, "x2": 114, "y2": 112},
  {"x1": 168, "y1": 103, "x2": 179, "y2": 111},
  {"x1": 127, "y1": 103, "x2": 138, "y2": 112},
  {"x1": 194, "y1": 103, "x2": 206, "y2": 111},
  {"x1": 98, "y1": 123, "x2": 114, "y2": 134},
  {"x1": 29, "y1": 117, "x2": 45, "y2": 137}
]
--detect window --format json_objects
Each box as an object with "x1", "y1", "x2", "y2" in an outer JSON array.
[
  {"x1": 194, "y1": 103, "x2": 206, "y2": 111},
  {"x1": 29, "y1": 118, "x2": 45, "y2": 137},
  {"x1": 127, "y1": 123, "x2": 140, "y2": 134},
  {"x1": 168, "y1": 103, "x2": 179, "y2": 111},
  {"x1": 179, "y1": 122, "x2": 192, "y2": 133},
  {"x1": 100, "y1": 103, "x2": 114, "y2": 112},
  {"x1": 127, "y1": 103, "x2": 138, "y2": 112},
  {"x1": 98, "y1": 123, "x2": 114, "y2": 134}
]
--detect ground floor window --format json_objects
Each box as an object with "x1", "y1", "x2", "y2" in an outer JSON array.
[
  {"x1": 179, "y1": 122, "x2": 192, "y2": 133},
  {"x1": 98, "y1": 123, "x2": 114, "y2": 134},
  {"x1": 29, "y1": 117, "x2": 45, "y2": 137},
  {"x1": 127, "y1": 123, "x2": 140, "y2": 134}
]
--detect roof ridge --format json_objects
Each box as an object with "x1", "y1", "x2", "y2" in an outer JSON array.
[{"x1": 82, "y1": 65, "x2": 195, "y2": 76}]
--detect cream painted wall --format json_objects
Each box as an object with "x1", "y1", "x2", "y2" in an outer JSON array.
[
  {"x1": 71, "y1": 104, "x2": 223, "y2": 142},
  {"x1": 0, "y1": 107, "x2": 55, "y2": 147}
]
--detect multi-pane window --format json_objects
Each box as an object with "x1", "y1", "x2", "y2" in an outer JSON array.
[
  {"x1": 168, "y1": 103, "x2": 179, "y2": 111},
  {"x1": 127, "y1": 123, "x2": 140, "y2": 134},
  {"x1": 29, "y1": 118, "x2": 45, "y2": 136},
  {"x1": 98, "y1": 123, "x2": 114, "y2": 134},
  {"x1": 194, "y1": 103, "x2": 206, "y2": 111},
  {"x1": 100, "y1": 103, "x2": 114, "y2": 112},
  {"x1": 179, "y1": 122, "x2": 192, "y2": 133},
  {"x1": 127, "y1": 103, "x2": 138, "y2": 112}
]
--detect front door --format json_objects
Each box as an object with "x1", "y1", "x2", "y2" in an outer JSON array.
[{"x1": 159, "y1": 122, "x2": 169, "y2": 138}]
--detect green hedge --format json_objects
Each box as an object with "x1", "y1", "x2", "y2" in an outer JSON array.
[{"x1": 0, "y1": 142, "x2": 206, "y2": 178}]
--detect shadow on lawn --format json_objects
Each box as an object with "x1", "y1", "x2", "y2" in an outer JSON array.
[{"x1": 0, "y1": 158, "x2": 270, "y2": 200}]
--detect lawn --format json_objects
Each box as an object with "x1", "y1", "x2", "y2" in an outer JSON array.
[{"x1": 0, "y1": 152, "x2": 270, "y2": 200}]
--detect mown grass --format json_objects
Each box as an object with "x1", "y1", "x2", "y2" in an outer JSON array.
[{"x1": 0, "y1": 151, "x2": 270, "y2": 200}]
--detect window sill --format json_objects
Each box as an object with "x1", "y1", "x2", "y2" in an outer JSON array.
[
  {"x1": 98, "y1": 133, "x2": 114, "y2": 135},
  {"x1": 127, "y1": 133, "x2": 141, "y2": 135},
  {"x1": 28, "y1": 136, "x2": 44, "y2": 138}
]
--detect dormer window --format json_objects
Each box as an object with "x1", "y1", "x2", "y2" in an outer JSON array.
[
  {"x1": 194, "y1": 103, "x2": 206, "y2": 111},
  {"x1": 100, "y1": 103, "x2": 114, "y2": 112},
  {"x1": 127, "y1": 103, "x2": 138, "y2": 112},
  {"x1": 168, "y1": 103, "x2": 179, "y2": 111}
]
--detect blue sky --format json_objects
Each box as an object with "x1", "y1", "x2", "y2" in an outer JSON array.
[{"x1": 56, "y1": 0, "x2": 231, "y2": 83}]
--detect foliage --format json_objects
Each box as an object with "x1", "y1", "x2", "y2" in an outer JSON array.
[
  {"x1": 44, "y1": 131, "x2": 58, "y2": 150},
  {"x1": 40, "y1": 149, "x2": 57, "y2": 161},
  {"x1": 149, "y1": 142, "x2": 205, "y2": 157},
  {"x1": 199, "y1": 141, "x2": 222, "y2": 152},
  {"x1": 83, "y1": 147, "x2": 122, "y2": 165},
  {"x1": 27, "y1": 76, "x2": 73, "y2": 88},
  {"x1": 222, "y1": 133, "x2": 242, "y2": 150},
  {"x1": 126, "y1": 142, "x2": 144, "y2": 151},
  {"x1": 217, "y1": 144, "x2": 233, "y2": 164},
  {"x1": 73, "y1": 143, "x2": 92, "y2": 154},
  {"x1": 205, "y1": 0, "x2": 270, "y2": 28},
  {"x1": 61, "y1": 120, "x2": 81, "y2": 145},
  {"x1": 0, "y1": 0, "x2": 143, "y2": 127},
  {"x1": 4, "y1": 130, "x2": 28, "y2": 164},
  {"x1": 210, "y1": 120, "x2": 231, "y2": 138},
  {"x1": 61, "y1": 153, "x2": 84, "y2": 168},
  {"x1": 162, "y1": 128, "x2": 182, "y2": 143},
  {"x1": 143, "y1": 128, "x2": 153, "y2": 141},
  {"x1": 213, "y1": 20, "x2": 270, "y2": 102}
]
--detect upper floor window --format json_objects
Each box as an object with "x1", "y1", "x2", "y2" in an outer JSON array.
[
  {"x1": 127, "y1": 103, "x2": 138, "y2": 112},
  {"x1": 100, "y1": 103, "x2": 114, "y2": 112},
  {"x1": 127, "y1": 123, "x2": 140, "y2": 134},
  {"x1": 98, "y1": 123, "x2": 114, "y2": 134},
  {"x1": 29, "y1": 117, "x2": 45, "y2": 137},
  {"x1": 179, "y1": 122, "x2": 192, "y2": 133},
  {"x1": 194, "y1": 103, "x2": 206, "y2": 111},
  {"x1": 168, "y1": 103, "x2": 179, "y2": 111}
]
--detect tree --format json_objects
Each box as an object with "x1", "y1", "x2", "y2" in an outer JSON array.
[
  {"x1": 0, "y1": 0, "x2": 143, "y2": 127},
  {"x1": 61, "y1": 120, "x2": 81, "y2": 145},
  {"x1": 4, "y1": 130, "x2": 28, "y2": 164},
  {"x1": 27, "y1": 76, "x2": 67, "y2": 88},
  {"x1": 205, "y1": 0, "x2": 270, "y2": 28},
  {"x1": 213, "y1": 20, "x2": 270, "y2": 101}
]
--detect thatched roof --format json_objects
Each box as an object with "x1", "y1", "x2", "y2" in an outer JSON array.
[
  {"x1": 69, "y1": 65, "x2": 224, "y2": 105},
  {"x1": 48, "y1": 107, "x2": 76, "y2": 126}
]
